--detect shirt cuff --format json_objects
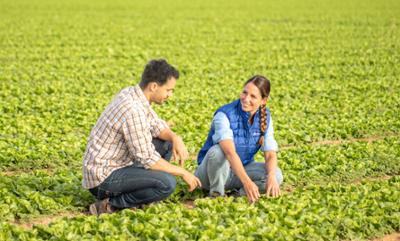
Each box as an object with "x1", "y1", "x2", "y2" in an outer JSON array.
[
  {"x1": 142, "y1": 151, "x2": 162, "y2": 169},
  {"x1": 261, "y1": 138, "x2": 279, "y2": 152}
]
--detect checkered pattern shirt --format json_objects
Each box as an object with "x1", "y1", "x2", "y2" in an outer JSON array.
[{"x1": 82, "y1": 85, "x2": 168, "y2": 189}]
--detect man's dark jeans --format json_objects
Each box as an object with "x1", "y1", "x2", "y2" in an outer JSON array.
[{"x1": 89, "y1": 138, "x2": 175, "y2": 209}]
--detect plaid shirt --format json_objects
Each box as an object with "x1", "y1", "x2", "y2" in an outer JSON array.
[{"x1": 82, "y1": 85, "x2": 169, "y2": 189}]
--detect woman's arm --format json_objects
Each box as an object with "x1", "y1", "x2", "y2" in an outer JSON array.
[
  {"x1": 261, "y1": 115, "x2": 281, "y2": 197},
  {"x1": 219, "y1": 139, "x2": 260, "y2": 203},
  {"x1": 264, "y1": 151, "x2": 281, "y2": 197}
]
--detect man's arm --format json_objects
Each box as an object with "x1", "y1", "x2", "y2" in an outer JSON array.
[
  {"x1": 149, "y1": 158, "x2": 201, "y2": 191},
  {"x1": 147, "y1": 105, "x2": 188, "y2": 166},
  {"x1": 158, "y1": 128, "x2": 189, "y2": 166}
]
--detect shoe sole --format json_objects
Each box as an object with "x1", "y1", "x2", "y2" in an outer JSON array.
[{"x1": 89, "y1": 203, "x2": 98, "y2": 216}]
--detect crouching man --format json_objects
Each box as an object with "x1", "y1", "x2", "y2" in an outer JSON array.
[{"x1": 82, "y1": 59, "x2": 201, "y2": 215}]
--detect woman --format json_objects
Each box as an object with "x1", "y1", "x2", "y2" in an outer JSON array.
[{"x1": 195, "y1": 75, "x2": 283, "y2": 203}]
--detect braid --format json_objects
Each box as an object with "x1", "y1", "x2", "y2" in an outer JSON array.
[
  {"x1": 244, "y1": 75, "x2": 271, "y2": 146},
  {"x1": 258, "y1": 104, "x2": 267, "y2": 146}
]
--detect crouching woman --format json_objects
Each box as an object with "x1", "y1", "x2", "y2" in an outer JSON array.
[{"x1": 195, "y1": 75, "x2": 283, "y2": 203}]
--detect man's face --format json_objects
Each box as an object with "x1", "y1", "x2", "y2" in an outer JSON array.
[{"x1": 152, "y1": 77, "x2": 176, "y2": 104}]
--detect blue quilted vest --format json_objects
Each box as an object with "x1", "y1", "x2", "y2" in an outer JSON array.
[{"x1": 197, "y1": 99, "x2": 270, "y2": 166}]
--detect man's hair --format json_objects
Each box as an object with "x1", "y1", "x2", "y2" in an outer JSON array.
[{"x1": 140, "y1": 59, "x2": 179, "y2": 88}]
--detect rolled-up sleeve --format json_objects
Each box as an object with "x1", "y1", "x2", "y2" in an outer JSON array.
[
  {"x1": 261, "y1": 116, "x2": 279, "y2": 152},
  {"x1": 149, "y1": 109, "x2": 169, "y2": 137},
  {"x1": 212, "y1": 112, "x2": 234, "y2": 143},
  {"x1": 122, "y1": 109, "x2": 161, "y2": 168}
]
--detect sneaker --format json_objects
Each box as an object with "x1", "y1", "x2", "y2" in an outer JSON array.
[
  {"x1": 226, "y1": 189, "x2": 241, "y2": 197},
  {"x1": 209, "y1": 191, "x2": 223, "y2": 198},
  {"x1": 137, "y1": 201, "x2": 161, "y2": 209},
  {"x1": 89, "y1": 198, "x2": 116, "y2": 216}
]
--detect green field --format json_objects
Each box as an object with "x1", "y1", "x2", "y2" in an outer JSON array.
[{"x1": 1, "y1": 0, "x2": 399, "y2": 240}]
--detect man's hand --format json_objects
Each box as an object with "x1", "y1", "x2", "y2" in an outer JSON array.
[
  {"x1": 265, "y1": 176, "x2": 281, "y2": 197},
  {"x1": 171, "y1": 135, "x2": 189, "y2": 166},
  {"x1": 182, "y1": 171, "x2": 202, "y2": 192},
  {"x1": 243, "y1": 180, "x2": 260, "y2": 203}
]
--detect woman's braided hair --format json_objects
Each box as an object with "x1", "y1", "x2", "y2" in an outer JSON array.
[{"x1": 244, "y1": 75, "x2": 271, "y2": 146}]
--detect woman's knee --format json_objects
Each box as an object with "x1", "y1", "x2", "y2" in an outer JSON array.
[
  {"x1": 207, "y1": 144, "x2": 227, "y2": 162},
  {"x1": 275, "y1": 167, "x2": 284, "y2": 185}
]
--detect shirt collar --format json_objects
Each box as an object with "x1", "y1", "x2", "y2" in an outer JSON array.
[{"x1": 132, "y1": 85, "x2": 151, "y2": 109}]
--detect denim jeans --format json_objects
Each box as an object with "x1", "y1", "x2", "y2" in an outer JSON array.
[
  {"x1": 194, "y1": 144, "x2": 283, "y2": 196},
  {"x1": 89, "y1": 138, "x2": 175, "y2": 209}
]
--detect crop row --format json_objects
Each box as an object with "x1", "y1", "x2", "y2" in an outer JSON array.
[
  {"x1": 1, "y1": 176, "x2": 399, "y2": 240},
  {"x1": 1, "y1": 0, "x2": 399, "y2": 171},
  {"x1": 1, "y1": 73, "x2": 399, "y2": 171},
  {"x1": 0, "y1": 171, "x2": 93, "y2": 222},
  {"x1": 1, "y1": 0, "x2": 399, "y2": 239},
  {"x1": 1, "y1": 137, "x2": 398, "y2": 222},
  {"x1": 277, "y1": 136, "x2": 400, "y2": 186}
]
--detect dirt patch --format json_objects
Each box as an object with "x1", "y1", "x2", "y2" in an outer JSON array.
[
  {"x1": 183, "y1": 200, "x2": 196, "y2": 209},
  {"x1": 280, "y1": 133, "x2": 399, "y2": 150},
  {"x1": 370, "y1": 233, "x2": 400, "y2": 241},
  {"x1": 343, "y1": 233, "x2": 400, "y2": 241},
  {"x1": 1, "y1": 169, "x2": 46, "y2": 176},
  {"x1": 282, "y1": 184, "x2": 296, "y2": 193},
  {"x1": 12, "y1": 211, "x2": 85, "y2": 229},
  {"x1": 351, "y1": 175, "x2": 393, "y2": 185},
  {"x1": 1, "y1": 167, "x2": 58, "y2": 177},
  {"x1": 13, "y1": 200, "x2": 197, "y2": 229}
]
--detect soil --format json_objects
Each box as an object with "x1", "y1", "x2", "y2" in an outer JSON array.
[
  {"x1": 13, "y1": 211, "x2": 84, "y2": 229},
  {"x1": 370, "y1": 233, "x2": 400, "y2": 241},
  {"x1": 183, "y1": 200, "x2": 196, "y2": 209},
  {"x1": 280, "y1": 133, "x2": 399, "y2": 150}
]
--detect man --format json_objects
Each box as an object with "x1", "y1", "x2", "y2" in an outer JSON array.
[{"x1": 82, "y1": 59, "x2": 201, "y2": 215}]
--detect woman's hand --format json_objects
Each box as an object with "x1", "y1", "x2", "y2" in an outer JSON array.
[
  {"x1": 265, "y1": 175, "x2": 281, "y2": 197},
  {"x1": 243, "y1": 180, "x2": 260, "y2": 203}
]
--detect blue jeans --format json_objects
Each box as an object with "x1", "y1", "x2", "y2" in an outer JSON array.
[
  {"x1": 89, "y1": 138, "x2": 175, "y2": 209},
  {"x1": 195, "y1": 144, "x2": 283, "y2": 196}
]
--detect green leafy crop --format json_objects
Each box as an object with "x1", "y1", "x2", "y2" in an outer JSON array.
[{"x1": 0, "y1": 0, "x2": 399, "y2": 239}]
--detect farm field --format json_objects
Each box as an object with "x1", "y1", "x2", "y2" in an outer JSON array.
[{"x1": 0, "y1": 0, "x2": 399, "y2": 240}]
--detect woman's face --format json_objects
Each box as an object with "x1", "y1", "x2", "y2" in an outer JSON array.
[{"x1": 240, "y1": 82, "x2": 267, "y2": 115}]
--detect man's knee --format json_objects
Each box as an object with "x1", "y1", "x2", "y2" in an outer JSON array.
[{"x1": 158, "y1": 172, "x2": 177, "y2": 195}]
